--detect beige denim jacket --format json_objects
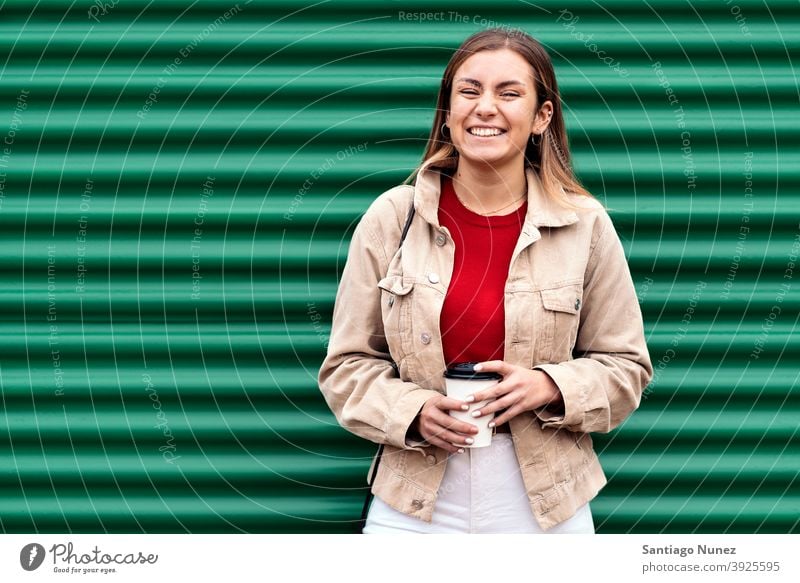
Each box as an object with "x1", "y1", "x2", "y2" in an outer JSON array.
[{"x1": 318, "y1": 157, "x2": 653, "y2": 530}]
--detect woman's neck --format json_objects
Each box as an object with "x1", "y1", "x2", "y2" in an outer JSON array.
[{"x1": 450, "y1": 160, "x2": 528, "y2": 216}]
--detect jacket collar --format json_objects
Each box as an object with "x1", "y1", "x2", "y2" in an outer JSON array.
[{"x1": 413, "y1": 157, "x2": 579, "y2": 230}]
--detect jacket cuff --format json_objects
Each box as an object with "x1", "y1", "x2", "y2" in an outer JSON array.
[
  {"x1": 404, "y1": 414, "x2": 427, "y2": 449},
  {"x1": 389, "y1": 388, "x2": 441, "y2": 452},
  {"x1": 532, "y1": 364, "x2": 582, "y2": 429}
]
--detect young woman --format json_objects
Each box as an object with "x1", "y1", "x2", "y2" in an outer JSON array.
[{"x1": 318, "y1": 28, "x2": 653, "y2": 533}]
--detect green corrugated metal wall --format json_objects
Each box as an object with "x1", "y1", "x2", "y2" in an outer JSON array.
[{"x1": 0, "y1": 0, "x2": 797, "y2": 533}]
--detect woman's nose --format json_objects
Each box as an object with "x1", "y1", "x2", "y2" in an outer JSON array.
[{"x1": 474, "y1": 92, "x2": 498, "y2": 115}]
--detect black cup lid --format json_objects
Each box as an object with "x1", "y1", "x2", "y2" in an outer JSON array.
[{"x1": 444, "y1": 362, "x2": 502, "y2": 380}]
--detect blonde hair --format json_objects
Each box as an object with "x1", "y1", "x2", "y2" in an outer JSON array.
[{"x1": 404, "y1": 28, "x2": 594, "y2": 210}]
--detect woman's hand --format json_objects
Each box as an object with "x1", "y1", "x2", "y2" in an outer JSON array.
[
  {"x1": 467, "y1": 361, "x2": 564, "y2": 427},
  {"x1": 415, "y1": 394, "x2": 480, "y2": 454}
]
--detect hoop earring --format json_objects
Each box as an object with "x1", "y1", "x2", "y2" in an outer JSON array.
[
  {"x1": 530, "y1": 132, "x2": 542, "y2": 147},
  {"x1": 440, "y1": 122, "x2": 449, "y2": 138}
]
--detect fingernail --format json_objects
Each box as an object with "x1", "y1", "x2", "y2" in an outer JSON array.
[
  {"x1": 460, "y1": 404, "x2": 469, "y2": 411},
  {"x1": 465, "y1": 438, "x2": 474, "y2": 445},
  {"x1": 457, "y1": 448, "x2": 465, "y2": 454},
  {"x1": 465, "y1": 395, "x2": 475, "y2": 403},
  {"x1": 471, "y1": 410, "x2": 481, "y2": 418},
  {"x1": 473, "y1": 364, "x2": 483, "y2": 371},
  {"x1": 488, "y1": 422, "x2": 496, "y2": 428}
]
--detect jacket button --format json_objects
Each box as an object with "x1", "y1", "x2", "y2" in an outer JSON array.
[
  {"x1": 427, "y1": 272, "x2": 440, "y2": 284},
  {"x1": 425, "y1": 454, "x2": 436, "y2": 465},
  {"x1": 575, "y1": 298, "x2": 581, "y2": 310},
  {"x1": 435, "y1": 233, "x2": 446, "y2": 246},
  {"x1": 420, "y1": 332, "x2": 431, "y2": 344},
  {"x1": 411, "y1": 499, "x2": 424, "y2": 510},
  {"x1": 388, "y1": 295, "x2": 395, "y2": 307}
]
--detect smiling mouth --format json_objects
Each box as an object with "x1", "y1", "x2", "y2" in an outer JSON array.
[{"x1": 467, "y1": 127, "x2": 506, "y2": 137}]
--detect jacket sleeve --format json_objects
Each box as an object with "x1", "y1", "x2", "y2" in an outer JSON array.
[
  {"x1": 317, "y1": 204, "x2": 441, "y2": 452},
  {"x1": 532, "y1": 210, "x2": 653, "y2": 433}
]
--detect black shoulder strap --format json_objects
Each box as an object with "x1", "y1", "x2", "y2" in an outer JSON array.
[{"x1": 399, "y1": 200, "x2": 415, "y2": 246}]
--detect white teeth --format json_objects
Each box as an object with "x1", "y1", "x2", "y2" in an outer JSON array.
[{"x1": 468, "y1": 127, "x2": 503, "y2": 137}]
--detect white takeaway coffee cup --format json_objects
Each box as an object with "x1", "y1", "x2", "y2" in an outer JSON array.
[{"x1": 444, "y1": 362, "x2": 502, "y2": 448}]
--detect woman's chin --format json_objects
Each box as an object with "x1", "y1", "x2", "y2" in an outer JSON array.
[{"x1": 457, "y1": 149, "x2": 520, "y2": 169}]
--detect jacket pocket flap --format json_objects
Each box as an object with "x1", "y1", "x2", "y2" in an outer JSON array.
[
  {"x1": 541, "y1": 284, "x2": 582, "y2": 314},
  {"x1": 377, "y1": 275, "x2": 414, "y2": 296}
]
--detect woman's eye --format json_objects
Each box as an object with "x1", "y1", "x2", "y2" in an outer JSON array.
[{"x1": 458, "y1": 89, "x2": 519, "y2": 97}]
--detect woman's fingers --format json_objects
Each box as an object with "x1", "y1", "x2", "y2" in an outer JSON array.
[
  {"x1": 465, "y1": 379, "x2": 511, "y2": 404},
  {"x1": 434, "y1": 396, "x2": 471, "y2": 412},
  {"x1": 489, "y1": 404, "x2": 523, "y2": 428},
  {"x1": 418, "y1": 393, "x2": 488, "y2": 453},
  {"x1": 425, "y1": 419, "x2": 476, "y2": 441},
  {"x1": 473, "y1": 360, "x2": 508, "y2": 374},
  {"x1": 431, "y1": 428, "x2": 472, "y2": 452},
  {"x1": 420, "y1": 419, "x2": 467, "y2": 453},
  {"x1": 419, "y1": 405, "x2": 479, "y2": 452},
  {"x1": 425, "y1": 435, "x2": 462, "y2": 454},
  {"x1": 432, "y1": 405, "x2": 479, "y2": 435},
  {"x1": 471, "y1": 392, "x2": 513, "y2": 417},
  {"x1": 425, "y1": 396, "x2": 478, "y2": 432}
]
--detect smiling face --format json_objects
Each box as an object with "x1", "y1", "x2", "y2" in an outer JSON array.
[{"x1": 445, "y1": 48, "x2": 553, "y2": 171}]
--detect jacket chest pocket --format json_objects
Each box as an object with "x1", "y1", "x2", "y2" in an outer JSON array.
[
  {"x1": 377, "y1": 274, "x2": 415, "y2": 363},
  {"x1": 538, "y1": 281, "x2": 583, "y2": 363}
]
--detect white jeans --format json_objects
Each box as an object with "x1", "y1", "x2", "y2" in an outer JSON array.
[{"x1": 363, "y1": 433, "x2": 595, "y2": 534}]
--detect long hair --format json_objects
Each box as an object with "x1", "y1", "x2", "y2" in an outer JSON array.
[{"x1": 404, "y1": 28, "x2": 593, "y2": 208}]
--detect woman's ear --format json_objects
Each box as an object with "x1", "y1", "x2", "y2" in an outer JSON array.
[{"x1": 531, "y1": 101, "x2": 554, "y2": 135}]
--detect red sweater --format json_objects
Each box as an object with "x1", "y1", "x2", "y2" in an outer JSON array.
[{"x1": 438, "y1": 174, "x2": 528, "y2": 368}]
